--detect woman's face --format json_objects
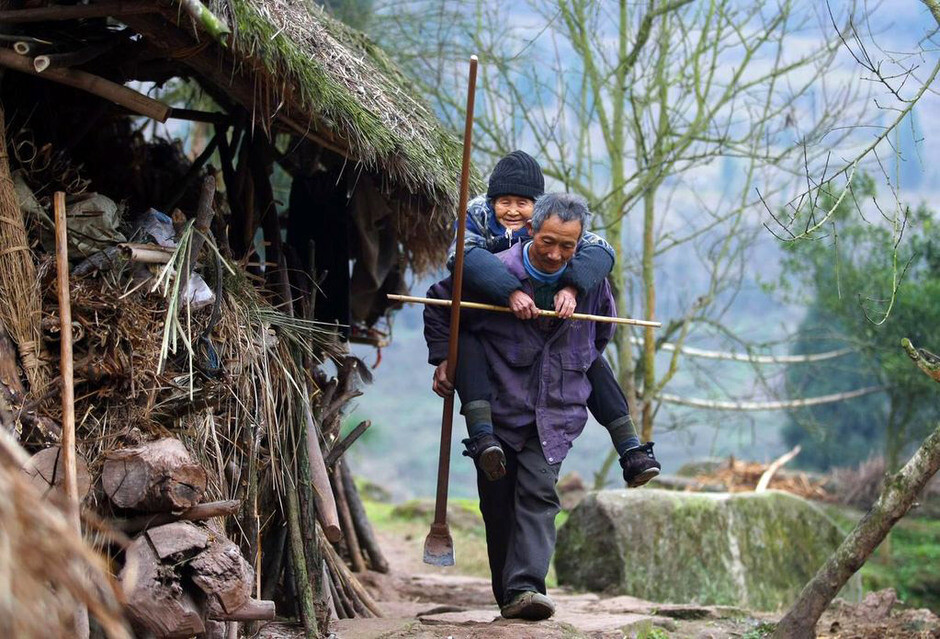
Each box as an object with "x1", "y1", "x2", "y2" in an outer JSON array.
[{"x1": 493, "y1": 195, "x2": 535, "y2": 231}]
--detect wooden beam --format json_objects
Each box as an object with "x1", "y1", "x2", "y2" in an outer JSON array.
[
  {"x1": 0, "y1": 47, "x2": 170, "y2": 122},
  {"x1": 0, "y1": 1, "x2": 158, "y2": 23}
]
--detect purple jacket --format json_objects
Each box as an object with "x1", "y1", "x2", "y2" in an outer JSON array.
[{"x1": 424, "y1": 242, "x2": 616, "y2": 463}]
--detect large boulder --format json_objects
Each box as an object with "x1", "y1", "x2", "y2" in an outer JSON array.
[{"x1": 555, "y1": 489, "x2": 861, "y2": 611}]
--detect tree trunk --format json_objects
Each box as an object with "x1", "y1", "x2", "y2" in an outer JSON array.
[{"x1": 772, "y1": 422, "x2": 940, "y2": 638}]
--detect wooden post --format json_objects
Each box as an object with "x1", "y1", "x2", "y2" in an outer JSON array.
[
  {"x1": 332, "y1": 462, "x2": 366, "y2": 573},
  {"x1": 339, "y1": 460, "x2": 389, "y2": 573},
  {"x1": 53, "y1": 191, "x2": 88, "y2": 638}
]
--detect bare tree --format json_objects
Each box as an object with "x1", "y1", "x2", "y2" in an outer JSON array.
[{"x1": 376, "y1": 0, "x2": 864, "y2": 442}]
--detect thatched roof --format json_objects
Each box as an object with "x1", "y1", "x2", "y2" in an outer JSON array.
[
  {"x1": 212, "y1": 0, "x2": 464, "y2": 200},
  {"x1": 152, "y1": 0, "x2": 466, "y2": 270}
]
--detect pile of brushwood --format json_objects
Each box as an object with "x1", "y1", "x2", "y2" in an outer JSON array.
[{"x1": 0, "y1": 109, "x2": 388, "y2": 637}]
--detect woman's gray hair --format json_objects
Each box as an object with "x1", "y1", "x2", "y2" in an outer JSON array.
[{"x1": 531, "y1": 193, "x2": 591, "y2": 237}]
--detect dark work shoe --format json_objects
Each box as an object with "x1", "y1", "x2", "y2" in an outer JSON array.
[
  {"x1": 619, "y1": 442, "x2": 661, "y2": 488},
  {"x1": 461, "y1": 433, "x2": 506, "y2": 481},
  {"x1": 500, "y1": 591, "x2": 556, "y2": 620}
]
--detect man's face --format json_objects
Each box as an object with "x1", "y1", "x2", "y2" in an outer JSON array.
[
  {"x1": 493, "y1": 195, "x2": 535, "y2": 231},
  {"x1": 525, "y1": 215, "x2": 582, "y2": 273}
]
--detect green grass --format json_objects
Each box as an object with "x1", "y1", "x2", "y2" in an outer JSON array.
[
  {"x1": 821, "y1": 505, "x2": 940, "y2": 613},
  {"x1": 862, "y1": 517, "x2": 940, "y2": 612}
]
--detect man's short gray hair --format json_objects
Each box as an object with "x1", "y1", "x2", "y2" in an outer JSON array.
[{"x1": 531, "y1": 193, "x2": 591, "y2": 237}]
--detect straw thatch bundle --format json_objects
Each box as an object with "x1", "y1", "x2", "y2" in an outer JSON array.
[
  {"x1": 0, "y1": 428, "x2": 128, "y2": 638},
  {"x1": 0, "y1": 106, "x2": 45, "y2": 394}
]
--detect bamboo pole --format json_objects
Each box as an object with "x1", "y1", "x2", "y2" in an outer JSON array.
[
  {"x1": 33, "y1": 42, "x2": 115, "y2": 74},
  {"x1": 118, "y1": 243, "x2": 175, "y2": 264},
  {"x1": 178, "y1": 0, "x2": 231, "y2": 42},
  {"x1": 388, "y1": 294, "x2": 663, "y2": 328},
  {"x1": 54, "y1": 192, "x2": 88, "y2": 639},
  {"x1": 284, "y1": 484, "x2": 318, "y2": 639},
  {"x1": 0, "y1": 48, "x2": 170, "y2": 122}
]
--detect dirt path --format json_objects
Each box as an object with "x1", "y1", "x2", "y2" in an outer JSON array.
[{"x1": 260, "y1": 529, "x2": 940, "y2": 639}]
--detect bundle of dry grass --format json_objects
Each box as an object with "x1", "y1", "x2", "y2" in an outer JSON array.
[
  {"x1": 0, "y1": 428, "x2": 128, "y2": 638},
  {"x1": 0, "y1": 106, "x2": 45, "y2": 394}
]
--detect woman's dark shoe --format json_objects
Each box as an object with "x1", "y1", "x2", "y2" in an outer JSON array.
[
  {"x1": 462, "y1": 432, "x2": 506, "y2": 481},
  {"x1": 619, "y1": 442, "x2": 661, "y2": 487}
]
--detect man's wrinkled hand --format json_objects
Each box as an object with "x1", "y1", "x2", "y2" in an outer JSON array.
[
  {"x1": 508, "y1": 290, "x2": 539, "y2": 320},
  {"x1": 554, "y1": 286, "x2": 578, "y2": 319},
  {"x1": 432, "y1": 360, "x2": 454, "y2": 398}
]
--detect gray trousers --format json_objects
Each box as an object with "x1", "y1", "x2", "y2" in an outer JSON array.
[{"x1": 476, "y1": 433, "x2": 562, "y2": 606}]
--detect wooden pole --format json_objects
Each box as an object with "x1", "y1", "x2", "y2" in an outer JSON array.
[
  {"x1": 324, "y1": 420, "x2": 371, "y2": 468},
  {"x1": 54, "y1": 191, "x2": 88, "y2": 639},
  {"x1": 339, "y1": 461, "x2": 389, "y2": 573},
  {"x1": 388, "y1": 293, "x2": 662, "y2": 328},
  {"x1": 422, "y1": 54, "x2": 478, "y2": 568},
  {"x1": 114, "y1": 499, "x2": 241, "y2": 534},
  {"x1": 332, "y1": 462, "x2": 366, "y2": 573},
  {"x1": 0, "y1": 48, "x2": 170, "y2": 122}
]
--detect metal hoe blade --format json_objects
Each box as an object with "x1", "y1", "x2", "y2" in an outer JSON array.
[{"x1": 423, "y1": 522, "x2": 455, "y2": 566}]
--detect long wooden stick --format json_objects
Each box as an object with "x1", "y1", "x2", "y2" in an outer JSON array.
[
  {"x1": 388, "y1": 294, "x2": 662, "y2": 328},
  {"x1": 332, "y1": 462, "x2": 366, "y2": 573},
  {"x1": 755, "y1": 445, "x2": 801, "y2": 493},
  {"x1": 325, "y1": 419, "x2": 371, "y2": 468},
  {"x1": 54, "y1": 192, "x2": 89, "y2": 638},
  {"x1": 424, "y1": 55, "x2": 478, "y2": 567},
  {"x1": 114, "y1": 499, "x2": 241, "y2": 533},
  {"x1": 0, "y1": 48, "x2": 169, "y2": 122}
]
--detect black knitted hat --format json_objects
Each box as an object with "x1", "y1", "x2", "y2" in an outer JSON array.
[{"x1": 486, "y1": 150, "x2": 544, "y2": 200}]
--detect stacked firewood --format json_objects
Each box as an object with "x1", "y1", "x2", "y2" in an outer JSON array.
[{"x1": 105, "y1": 438, "x2": 273, "y2": 637}]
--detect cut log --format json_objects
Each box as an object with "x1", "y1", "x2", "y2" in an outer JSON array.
[
  {"x1": 120, "y1": 535, "x2": 206, "y2": 637},
  {"x1": 303, "y1": 401, "x2": 341, "y2": 543},
  {"x1": 145, "y1": 522, "x2": 209, "y2": 561},
  {"x1": 114, "y1": 499, "x2": 240, "y2": 533},
  {"x1": 102, "y1": 438, "x2": 207, "y2": 512},
  {"x1": 22, "y1": 446, "x2": 91, "y2": 499},
  {"x1": 189, "y1": 537, "x2": 253, "y2": 617}
]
